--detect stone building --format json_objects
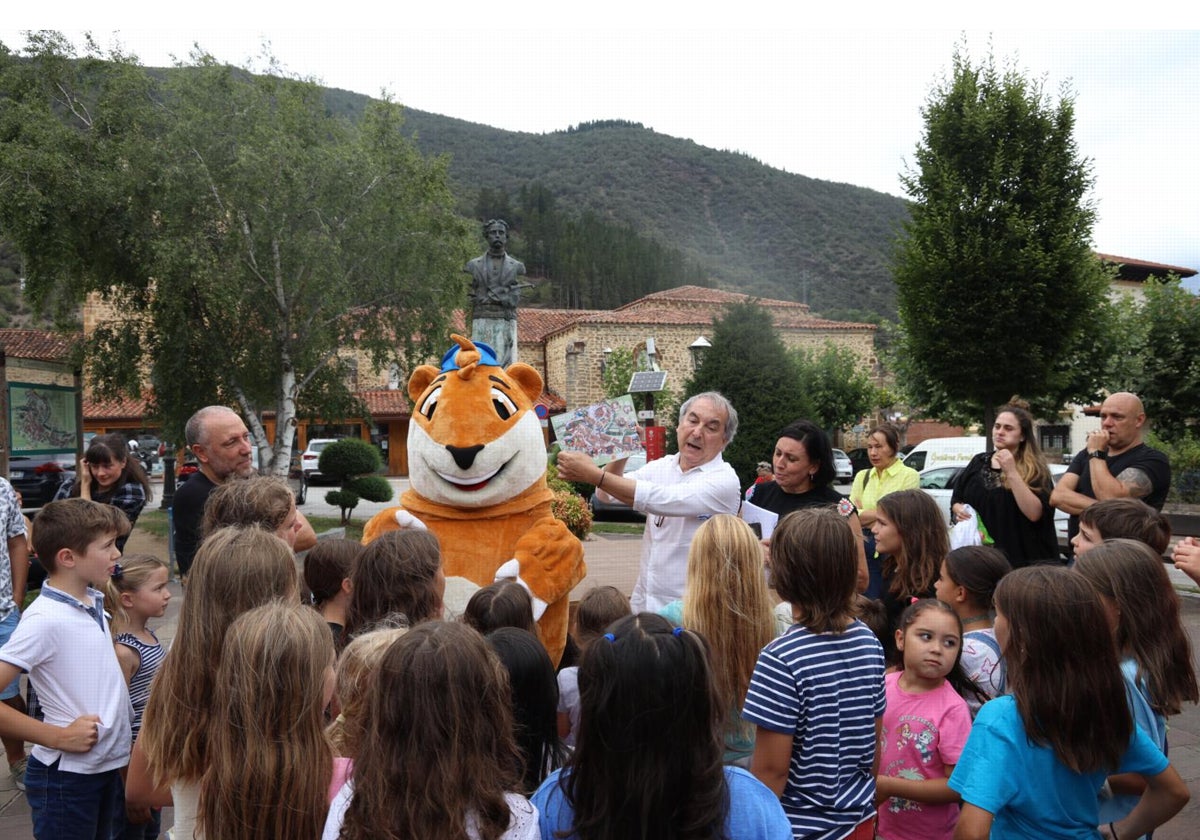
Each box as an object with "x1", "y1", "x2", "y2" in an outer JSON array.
[{"x1": 76, "y1": 285, "x2": 875, "y2": 475}]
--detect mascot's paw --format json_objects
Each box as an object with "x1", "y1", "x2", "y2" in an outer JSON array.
[
  {"x1": 494, "y1": 558, "x2": 550, "y2": 621},
  {"x1": 361, "y1": 506, "x2": 427, "y2": 546},
  {"x1": 394, "y1": 509, "x2": 427, "y2": 530}
]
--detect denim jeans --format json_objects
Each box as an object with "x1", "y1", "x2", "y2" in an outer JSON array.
[{"x1": 24, "y1": 754, "x2": 123, "y2": 840}]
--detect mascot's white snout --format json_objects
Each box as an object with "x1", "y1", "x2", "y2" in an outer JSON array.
[{"x1": 409, "y1": 409, "x2": 548, "y2": 509}]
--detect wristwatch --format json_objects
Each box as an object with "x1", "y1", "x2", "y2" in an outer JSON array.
[{"x1": 1088, "y1": 450, "x2": 1108, "y2": 461}]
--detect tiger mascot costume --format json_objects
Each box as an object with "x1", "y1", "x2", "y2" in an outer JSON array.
[{"x1": 362, "y1": 334, "x2": 586, "y2": 664}]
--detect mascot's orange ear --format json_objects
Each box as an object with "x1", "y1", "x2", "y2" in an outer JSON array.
[
  {"x1": 408, "y1": 365, "x2": 441, "y2": 404},
  {"x1": 506, "y1": 363, "x2": 544, "y2": 404}
]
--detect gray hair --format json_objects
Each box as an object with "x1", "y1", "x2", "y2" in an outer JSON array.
[
  {"x1": 678, "y1": 392, "x2": 738, "y2": 445},
  {"x1": 185, "y1": 405, "x2": 242, "y2": 447}
]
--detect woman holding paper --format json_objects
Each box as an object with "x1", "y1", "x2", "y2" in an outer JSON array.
[{"x1": 746, "y1": 419, "x2": 868, "y2": 592}]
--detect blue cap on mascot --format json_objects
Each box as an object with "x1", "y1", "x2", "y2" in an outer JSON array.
[{"x1": 440, "y1": 340, "x2": 500, "y2": 372}]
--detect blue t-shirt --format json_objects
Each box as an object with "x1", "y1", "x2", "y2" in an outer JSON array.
[
  {"x1": 532, "y1": 766, "x2": 791, "y2": 840},
  {"x1": 948, "y1": 695, "x2": 1168, "y2": 839},
  {"x1": 741, "y1": 620, "x2": 886, "y2": 840}
]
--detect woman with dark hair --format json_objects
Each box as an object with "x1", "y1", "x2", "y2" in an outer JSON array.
[
  {"x1": 532, "y1": 613, "x2": 791, "y2": 840},
  {"x1": 950, "y1": 404, "x2": 1058, "y2": 567},
  {"x1": 849, "y1": 423, "x2": 919, "y2": 598},
  {"x1": 486, "y1": 627, "x2": 564, "y2": 793},
  {"x1": 54, "y1": 432, "x2": 151, "y2": 550},
  {"x1": 748, "y1": 420, "x2": 868, "y2": 591}
]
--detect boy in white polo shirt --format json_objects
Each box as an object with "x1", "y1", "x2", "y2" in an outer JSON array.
[{"x1": 0, "y1": 498, "x2": 132, "y2": 840}]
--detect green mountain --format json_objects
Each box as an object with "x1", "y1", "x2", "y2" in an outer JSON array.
[{"x1": 325, "y1": 91, "x2": 910, "y2": 322}]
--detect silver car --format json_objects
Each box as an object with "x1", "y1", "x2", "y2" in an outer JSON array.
[
  {"x1": 832, "y1": 449, "x2": 854, "y2": 482},
  {"x1": 588, "y1": 453, "x2": 647, "y2": 519}
]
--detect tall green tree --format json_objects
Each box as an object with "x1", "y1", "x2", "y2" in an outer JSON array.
[
  {"x1": 682, "y1": 301, "x2": 814, "y2": 485},
  {"x1": 1114, "y1": 277, "x2": 1200, "y2": 440},
  {"x1": 892, "y1": 47, "x2": 1111, "y2": 432},
  {"x1": 793, "y1": 344, "x2": 880, "y2": 433},
  {"x1": 0, "y1": 34, "x2": 473, "y2": 474}
]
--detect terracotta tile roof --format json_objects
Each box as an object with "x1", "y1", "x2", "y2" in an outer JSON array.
[
  {"x1": 616, "y1": 285, "x2": 812, "y2": 312},
  {"x1": 84, "y1": 394, "x2": 151, "y2": 420},
  {"x1": 542, "y1": 304, "x2": 875, "y2": 334},
  {"x1": 537, "y1": 390, "x2": 567, "y2": 413},
  {"x1": 519, "y1": 309, "x2": 601, "y2": 342},
  {"x1": 359, "y1": 389, "x2": 412, "y2": 419},
  {"x1": 1095, "y1": 253, "x2": 1197, "y2": 280},
  {"x1": 0, "y1": 329, "x2": 78, "y2": 362}
]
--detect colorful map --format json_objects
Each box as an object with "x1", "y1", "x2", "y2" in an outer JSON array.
[
  {"x1": 9, "y1": 384, "x2": 77, "y2": 453},
  {"x1": 552, "y1": 395, "x2": 643, "y2": 463}
]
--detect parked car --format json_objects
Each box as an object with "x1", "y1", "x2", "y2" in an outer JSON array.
[
  {"x1": 588, "y1": 453, "x2": 647, "y2": 520},
  {"x1": 845, "y1": 447, "x2": 871, "y2": 477},
  {"x1": 301, "y1": 438, "x2": 340, "y2": 484},
  {"x1": 9, "y1": 453, "x2": 76, "y2": 509},
  {"x1": 832, "y1": 449, "x2": 854, "y2": 483},
  {"x1": 903, "y1": 436, "x2": 987, "y2": 472}
]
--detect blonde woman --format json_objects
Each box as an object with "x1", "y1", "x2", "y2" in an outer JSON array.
[
  {"x1": 950, "y1": 404, "x2": 1057, "y2": 567},
  {"x1": 660, "y1": 514, "x2": 777, "y2": 765}
]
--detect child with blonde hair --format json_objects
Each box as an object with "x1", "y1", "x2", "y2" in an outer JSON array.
[
  {"x1": 104, "y1": 553, "x2": 171, "y2": 840},
  {"x1": 661, "y1": 513, "x2": 777, "y2": 765},
  {"x1": 325, "y1": 626, "x2": 408, "y2": 800}
]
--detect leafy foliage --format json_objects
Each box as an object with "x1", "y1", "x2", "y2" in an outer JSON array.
[
  {"x1": 1115, "y1": 278, "x2": 1200, "y2": 441},
  {"x1": 0, "y1": 35, "x2": 472, "y2": 472},
  {"x1": 318, "y1": 439, "x2": 391, "y2": 523},
  {"x1": 318, "y1": 439, "x2": 383, "y2": 482},
  {"x1": 892, "y1": 47, "x2": 1112, "y2": 429},
  {"x1": 600, "y1": 347, "x2": 679, "y2": 429},
  {"x1": 550, "y1": 489, "x2": 593, "y2": 540},
  {"x1": 681, "y1": 301, "x2": 815, "y2": 486},
  {"x1": 793, "y1": 344, "x2": 880, "y2": 433}
]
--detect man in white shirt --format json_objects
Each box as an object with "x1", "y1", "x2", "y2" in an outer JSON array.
[{"x1": 558, "y1": 392, "x2": 741, "y2": 611}]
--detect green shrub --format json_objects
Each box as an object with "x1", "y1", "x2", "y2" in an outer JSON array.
[
  {"x1": 347, "y1": 474, "x2": 393, "y2": 503},
  {"x1": 551, "y1": 489, "x2": 593, "y2": 540},
  {"x1": 318, "y1": 438, "x2": 382, "y2": 482},
  {"x1": 1147, "y1": 431, "x2": 1200, "y2": 503}
]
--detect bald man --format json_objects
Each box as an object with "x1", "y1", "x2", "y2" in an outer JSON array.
[{"x1": 1051, "y1": 392, "x2": 1171, "y2": 558}]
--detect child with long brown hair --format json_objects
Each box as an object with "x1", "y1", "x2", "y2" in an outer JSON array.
[
  {"x1": 126, "y1": 526, "x2": 299, "y2": 839},
  {"x1": 1073, "y1": 539, "x2": 1199, "y2": 831},
  {"x1": 198, "y1": 602, "x2": 336, "y2": 840},
  {"x1": 344, "y1": 530, "x2": 444, "y2": 636},
  {"x1": 534, "y1": 613, "x2": 791, "y2": 840},
  {"x1": 323, "y1": 621, "x2": 538, "y2": 840},
  {"x1": 872, "y1": 488, "x2": 948, "y2": 662},
  {"x1": 304, "y1": 539, "x2": 362, "y2": 652},
  {"x1": 661, "y1": 513, "x2": 777, "y2": 765},
  {"x1": 949, "y1": 566, "x2": 1189, "y2": 839},
  {"x1": 745, "y1": 507, "x2": 886, "y2": 840}
]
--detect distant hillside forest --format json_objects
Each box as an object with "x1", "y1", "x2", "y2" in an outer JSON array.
[
  {"x1": 1, "y1": 74, "x2": 911, "y2": 326},
  {"x1": 321, "y1": 92, "x2": 910, "y2": 323}
]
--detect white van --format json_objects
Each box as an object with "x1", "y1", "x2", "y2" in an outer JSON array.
[{"x1": 902, "y1": 437, "x2": 986, "y2": 472}]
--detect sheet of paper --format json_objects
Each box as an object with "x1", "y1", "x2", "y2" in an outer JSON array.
[
  {"x1": 740, "y1": 501, "x2": 779, "y2": 541},
  {"x1": 551, "y1": 395, "x2": 643, "y2": 463}
]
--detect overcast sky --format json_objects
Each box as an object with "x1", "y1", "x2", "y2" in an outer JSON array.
[{"x1": 5, "y1": 5, "x2": 1199, "y2": 276}]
